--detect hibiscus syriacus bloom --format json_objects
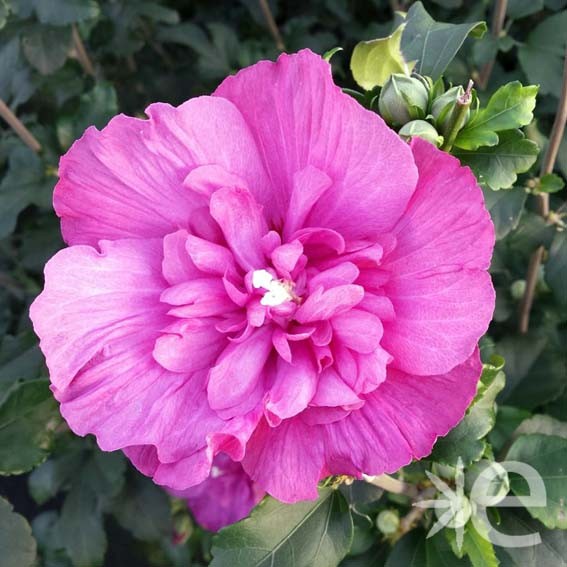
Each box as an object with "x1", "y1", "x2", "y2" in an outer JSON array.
[
  {"x1": 30, "y1": 50, "x2": 495, "y2": 504},
  {"x1": 171, "y1": 454, "x2": 264, "y2": 532}
]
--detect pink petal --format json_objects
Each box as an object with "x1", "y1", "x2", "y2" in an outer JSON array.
[
  {"x1": 331, "y1": 309, "x2": 383, "y2": 353},
  {"x1": 153, "y1": 319, "x2": 226, "y2": 373},
  {"x1": 55, "y1": 98, "x2": 269, "y2": 246},
  {"x1": 183, "y1": 164, "x2": 247, "y2": 199},
  {"x1": 215, "y1": 49, "x2": 417, "y2": 239},
  {"x1": 30, "y1": 238, "x2": 168, "y2": 391},
  {"x1": 310, "y1": 368, "x2": 363, "y2": 409},
  {"x1": 162, "y1": 230, "x2": 201, "y2": 285},
  {"x1": 387, "y1": 138, "x2": 495, "y2": 276},
  {"x1": 209, "y1": 187, "x2": 268, "y2": 271},
  {"x1": 383, "y1": 270, "x2": 494, "y2": 375},
  {"x1": 174, "y1": 454, "x2": 264, "y2": 531},
  {"x1": 295, "y1": 284, "x2": 364, "y2": 323},
  {"x1": 271, "y1": 240, "x2": 304, "y2": 277},
  {"x1": 322, "y1": 351, "x2": 482, "y2": 476},
  {"x1": 207, "y1": 328, "x2": 272, "y2": 415},
  {"x1": 264, "y1": 345, "x2": 318, "y2": 426},
  {"x1": 241, "y1": 418, "x2": 323, "y2": 503},
  {"x1": 283, "y1": 165, "x2": 332, "y2": 238},
  {"x1": 307, "y1": 262, "x2": 359, "y2": 293},
  {"x1": 185, "y1": 234, "x2": 236, "y2": 276}
]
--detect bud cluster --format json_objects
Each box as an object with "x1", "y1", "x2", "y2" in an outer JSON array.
[{"x1": 378, "y1": 73, "x2": 474, "y2": 148}]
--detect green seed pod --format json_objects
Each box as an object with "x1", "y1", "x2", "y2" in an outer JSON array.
[
  {"x1": 430, "y1": 85, "x2": 470, "y2": 134},
  {"x1": 398, "y1": 120, "x2": 444, "y2": 147},
  {"x1": 376, "y1": 509, "x2": 400, "y2": 534},
  {"x1": 378, "y1": 74, "x2": 429, "y2": 127}
]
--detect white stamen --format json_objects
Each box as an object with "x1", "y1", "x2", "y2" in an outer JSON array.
[{"x1": 252, "y1": 269, "x2": 294, "y2": 307}]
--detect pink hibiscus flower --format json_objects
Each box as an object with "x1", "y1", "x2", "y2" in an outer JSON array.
[
  {"x1": 171, "y1": 454, "x2": 264, "y2": 532},
  {"x1": 30, "y1": 50, "x2": 495, "y2": 504}
]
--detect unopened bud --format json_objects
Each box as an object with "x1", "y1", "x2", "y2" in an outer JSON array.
[
  {"x1": 379, "y1": 74, "x2": 429, "y2": 127},
  {"x1": 399, "y1": 120, "x2": 443, "y2": 147},
  {"x1": 431, "y1": 86, "x2": 471, "y2": 134},
  {"x1": 510, "y1": 279, "x2": 527, "y2": 300},
  {"x1": 376, "y1": 509, "x2": 400, "y2": 534}
]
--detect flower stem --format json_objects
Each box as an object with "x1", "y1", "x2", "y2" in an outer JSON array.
[
  {"x1": 71, "y1": 25, "x2": 96, "y2": 77},
  {"x1": 363, "y1": 474, "x2": 419, "y2": 498},
  {"x1": 441, "y1": 80, "x2": 473, "y2": 152},
  {"x1": 518, "y1": 47, "x2": 567, "y2": 334},
  {"x1": 477, "y1": 0, "x2": 508, "y2": 90},
  {"x1": 258, "y1": 0, "x2": 286, "y2": 52},
  {"x1": 0, "y1": 98, "x2": 41, "y2": 153}
]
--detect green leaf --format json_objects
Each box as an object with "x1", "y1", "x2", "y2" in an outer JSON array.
[
  {"x1": 546, "y1": 230, "x2": 567, "y2": 307},
  {"x1": 425, "y1": 532, "x2": 472, "y2": 566},
  {"x1": 462, "y1": 521, "x2": 499, "y2": 567},
  {"x1": 22, "y1": 24, "x2": 72, "y2": 75},
  {"x1": 111, "y1": 474, "x2": 172, "y2": 542},
  {"x1": 538, "y1": 173, "x2": 565, "y2": 193},
  {"x1": 211, "y1": 488, "x2": 353, "y2": 567},
  {"x1": 514, "y1": 414, "x2": 567, "y2": 439},
  {"x1": 488, "y1": 406, "x2": 531, "y2": 454},
  {"x1": 506, "y1": 434, "x2": 567, "y2": 529},
  {"x1": 0, "y1": 378, "x2": 59, "y2": 475},
  {"x1": 454, "y1": 130, "x2": 539, "y2": 190},
  {"x1": 431, "y1": 358, "x2": 505, "y2": 466},
  {"x1": 455, "y1": 82, "x2": 538, "y2": 151},
  {"x1": 384, "y1": 530, "x2": 426, "y2": 567},
  {"x1": 0, "y1": 331, "x2": 44, "y2": 385},
  {"x1": 136, "y1": 1, "x2": 180, "y2": 25},
  {"x1": 482, "y1": 186, "x2": 527, "y2": 240},
  {"x1": 0, "y1": 497, "x2": 37, "y2": 567},
  {"x1": 0, "y1": 146, "x2": 45, "y2": 239},
  {"x1": 401, "y1": 2, "x2": 486, "y2": 79},
  {"x1": 53, "y1": 450, "x2": 126, "y2": 567},
  {"x1": 33, "y1": 0, "x2": 100, "y2": 25},
  {"x1": 0, "y1": 37, "x2": 35, "y2": 108},
  {"x1": 507, "y1": 0, "x2": 544, "y2": 19},
  {"x1": 497, "y1": 335, "x2": 566, "y2": 410},
  {"x1": 350, "y1": 25, "x2": 413, "y2": 90},
  {"x1": 518, "y1": 11, "x2": 567, "y2": 98},
  {"x1": 497, "y1": 509, "x2": 567, "y2": 566}
]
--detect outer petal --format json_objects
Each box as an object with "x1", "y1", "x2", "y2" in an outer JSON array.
[
  {"x1": 30, "y1": 238, "x2": 259, "y2": 490},
  {"x1": 323, "y1": 350, "x2": 482, "y2": 476},
  {"x1": 30, "y1": 238, "x2": 168, "y2": 390},
  {"x1": 55, "y1": 97, "x2": 269, "y2": 246},
  {"x1": 243, "y1": 351, "x2": 481, "y2": 502},
  {"x1": 214, "y1": 49, "x2": 417, "y2": 237},
  {"x1": 382, "y1": 139, "x2": 495, "y2": 375}
]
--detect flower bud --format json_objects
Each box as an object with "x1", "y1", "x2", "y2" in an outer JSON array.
[
  {"x1": 510, "y1": 279, "x2": 527, "y2": 300},
  {"x1": 376, "y1": 509, "x2": 400, "y2": 534},
  {"x1": 378, "y1": 74, "x2": 429, "y2": 127},
  {"x1": 431, "y1": 86, "x2": 470, "y2": 134},
  {"x1": 398, "y1": 120, "x2": 443, "y2": 147}
]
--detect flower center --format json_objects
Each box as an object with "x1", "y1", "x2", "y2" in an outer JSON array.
[{"x1": 252, "y1": 269, "x2": 296, "y2": 307}]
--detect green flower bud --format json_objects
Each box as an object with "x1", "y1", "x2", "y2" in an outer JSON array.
[
  {"x1": 510, "y1": 279, "x2": 527, "y2": 300},
  {"x1": 376, "y1": 509, "x2": 400, "y2": 534},
  {"x1": 398, "y1": 120, "x2": 443, "y2": 147},
  {"x1": 431, "y1": 86, "x2": 471, "y2": 134},
  {"x1": 378, "y1": 74, "x2": 429, "y2": 127},
  {"x1": 466, "y1": 460, "x2": 510, "y2": 507}
]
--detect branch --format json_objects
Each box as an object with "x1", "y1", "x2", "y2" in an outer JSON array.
[
  {"x1": 258, "y1": 0, "x2": 286, "y2": 52},
  {"x1": 71, "y1": 24, "x2": 95, "y2": 77},
  {"x1": 398, "y1": 486, "x2": 437, "y2": 537},
  {"x1": 363, "y1": 474, "x2": 419, "y2": 498},
  {"x1": 477, "y1": 0, "x2": 508, "y2": 90},
  {"x1": 0, "y1": 98, "x2": 41, "y2": 153},
  {"x1": 518, "y1": 48, "x2": 567, "y2": 334}
]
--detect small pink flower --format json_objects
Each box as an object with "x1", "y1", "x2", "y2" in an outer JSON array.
[
  {"x1": 30, "y1": 50, "x2": 495, "y2": 504},
  {"x1": 171, "y1": 454, "x2": 264, "y2": 532}
]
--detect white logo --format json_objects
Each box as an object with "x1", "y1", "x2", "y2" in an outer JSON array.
[{"x1": 415, "y1": 458, "x2": 546, "y2": 549}]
